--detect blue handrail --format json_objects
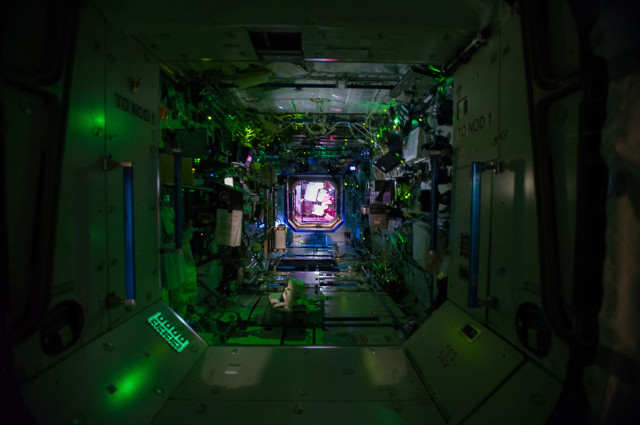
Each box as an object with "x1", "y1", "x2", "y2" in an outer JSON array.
[
  {"x1": 430, "y1": 153, "x2": 440, "y2": 252},
  {"x1": 468, "y1": 162, "x2": 484, "y2": 308},
  {"x1": 122, "y1": 163, "x2": 136, "y2": 306},
  {"x1": 173, "y1": 149, "x2": 183, "y2": 251}
]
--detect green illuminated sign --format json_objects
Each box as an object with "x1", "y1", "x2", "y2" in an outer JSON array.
[{"x1": 147, "y1": 312, "x2": 190, "y2": 353}]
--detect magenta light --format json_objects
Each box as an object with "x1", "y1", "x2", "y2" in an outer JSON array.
[{"x1": 304, "y1": 58, "x2": 338, "y2": 62}]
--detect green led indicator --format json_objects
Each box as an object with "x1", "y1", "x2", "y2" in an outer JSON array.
[{"x1": 148, "y1": 312, "x2": 190, "y2": 353}]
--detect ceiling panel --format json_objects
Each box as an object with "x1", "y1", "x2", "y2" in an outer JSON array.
[
  {"x1": 95, "y1": 0, "x2": 499, "y2": 64},
  {"x1": 135, "y1": 28, "x2": 259, "y2": 62}
]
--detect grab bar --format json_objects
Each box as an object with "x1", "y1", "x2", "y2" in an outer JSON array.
[
  {"x1": 469, "y1": 161, "x2": 502, "y2": 308},
  {"x1": 430, "y1": 153, "x2": 440, "y2": 252},
  {"x1": 122, "y1": 162, "x2": 136, "y2": 306},
  {"x1": 468, "y1": 162, "x2": 483, "y2": 307},
  {"x1": 173, "y1": 148, "x2": 183, "y2": 251}
]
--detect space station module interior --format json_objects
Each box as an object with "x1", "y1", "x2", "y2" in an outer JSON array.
[{"x1": 2, "y1": 0, "x2": 640, "y2": 424}]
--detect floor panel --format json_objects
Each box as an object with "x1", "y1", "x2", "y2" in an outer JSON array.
[
  {"x1": 170, "y1": 346, "x2": 429, "y2": 402},
  {"x1": 152, "y1": 400, "x2": 446, "y2": 425}
]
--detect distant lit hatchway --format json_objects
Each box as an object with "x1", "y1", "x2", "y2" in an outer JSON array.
[{"x1": 285, "y1": 176, "x2": 343, "y2": 231}]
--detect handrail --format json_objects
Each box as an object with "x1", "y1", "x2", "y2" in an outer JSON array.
[
  {"x1": 468, "y1": 162, "x2": 483, "y2": 307},
  {"x1": 173, "y1": 148, "x2": 182, "y2": 251},
  {"x1": 469, "y1": 161, "x2": 502, "y2": 308},
  {"x1": 430, "y1": 153, "x2": 440, "y2": 252},
  {"x1": 122, "y1": 162, "x2": 136, "y2": 306}
]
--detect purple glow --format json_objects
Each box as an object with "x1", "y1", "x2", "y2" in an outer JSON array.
[{"x1": 304, "y1": 58, "x2": 338, "y2": 62}]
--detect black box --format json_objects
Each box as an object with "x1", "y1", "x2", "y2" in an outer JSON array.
[{"x1": 373, "y1": 152, "x2": 402, "y2": 173}]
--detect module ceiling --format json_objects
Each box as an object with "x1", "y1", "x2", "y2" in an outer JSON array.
[
  {"x1": 171, "y1": 60, "x2": 411, "y2": 116},
  {"x1": 95, "y1": 0, "x2": 498, "y2": 115}
]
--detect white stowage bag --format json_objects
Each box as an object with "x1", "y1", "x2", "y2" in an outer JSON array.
[{"x1": 270, "y1": 279, "x2": 307, "y2": 310}]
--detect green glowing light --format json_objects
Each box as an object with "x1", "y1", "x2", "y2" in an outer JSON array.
[
  {"x1": 115, "y1": 368, "x2": 148, "y2": 399},
  {"x1": 106, "y1": 364, "x2": 153, "y2": 410},
  {"x1": 148, "y1": 312, "x2": 190, "y2": 353}
]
